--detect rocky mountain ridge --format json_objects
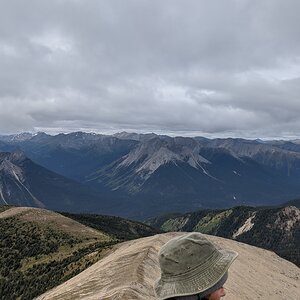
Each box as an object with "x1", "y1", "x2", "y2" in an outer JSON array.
[
  {"x1": 148, "y1": 205, "x2": 300, "y2": 267},
  {"x1": 2, "y1": 132, "x2": 300, "y2": 218}
]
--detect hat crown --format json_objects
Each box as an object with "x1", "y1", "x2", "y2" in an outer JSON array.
[
  {"x1": 159, "y1": 233, "x2": 218, "y2": 277},
  {"x1": 155, "y1": 233, "x2": 238, "y2": 299}
]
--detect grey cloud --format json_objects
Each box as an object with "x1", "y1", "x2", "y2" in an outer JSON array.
[{"x1": 1, "y1": 0, "x2": 300, "y2": 138}]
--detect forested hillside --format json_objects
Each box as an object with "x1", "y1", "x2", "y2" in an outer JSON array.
[
  {"x1": 0, "y1": 207, "x2": 159, "y2": 299},
  {"x1": 148, "y1": 205, "x2": 300, "y2": 266},
  {"x1": 62, "y1": 212, "x2": 161, "y2": 240}
]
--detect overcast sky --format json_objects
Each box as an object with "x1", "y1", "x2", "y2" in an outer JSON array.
[{"x1": 1, "y1": 0, "x2": 300, "y2": 138}]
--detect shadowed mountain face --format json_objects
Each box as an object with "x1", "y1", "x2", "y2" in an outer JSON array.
[
  {"x1": 197, "y1": 137, "x2": 300, "y2": 175},
  {"x1": 2, "y1": 132, "x2": 300, "y2": 218},
  {"x1": 0, "y1": 132, "x2": 138, "y2": 181},
  {"x1": 0, "y1": 151, "x2": 113, "y2": 213},
  {"x1": 89, "y1": 136, "x2": 300, "y2": 217}
]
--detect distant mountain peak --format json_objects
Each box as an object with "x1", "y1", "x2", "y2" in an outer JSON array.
[
  {"x1": 113, "y1": 131, "x2": 158, "y2": 141},
  {"x1": 0, "y1": 132, "x2": 35, "y2": 143},
  {"x1": 118, "y1": 136, "x2": 210, "y2": 178},
  {"x1": 9, "y1": 150, "x2": 27, "y2": 162}
]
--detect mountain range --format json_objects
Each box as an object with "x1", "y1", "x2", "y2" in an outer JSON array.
[{"x1": 1, "y1": 132, "x2": 300, "y2": 218}]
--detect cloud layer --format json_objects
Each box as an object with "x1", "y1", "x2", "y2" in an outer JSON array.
[{"x1": 1, "y1": 0, "x2": 300, "y2": 138}]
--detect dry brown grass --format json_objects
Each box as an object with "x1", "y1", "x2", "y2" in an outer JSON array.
[{"x1": 0, "y1": 207, "x2": 110, "y2": 240}]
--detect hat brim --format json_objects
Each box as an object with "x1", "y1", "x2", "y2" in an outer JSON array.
[{"x1": 155, "y1": 249, "x2": 238, "y2": 300}]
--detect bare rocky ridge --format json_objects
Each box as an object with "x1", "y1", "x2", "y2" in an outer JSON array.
[
  {"x1": 119, "y1": 137, "x2": 209, "y2": 176},
  {"x1": 36, "y1": 233, "x2": 300, "y2": 300}
]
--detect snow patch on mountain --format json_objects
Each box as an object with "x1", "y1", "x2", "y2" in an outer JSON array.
[{"x1": 0, "y1": 132, "x2": 34, "y2": 142}]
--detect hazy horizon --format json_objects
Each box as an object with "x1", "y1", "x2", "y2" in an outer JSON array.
[{"x1": 2, "y1": 129, "x2": 300, "y2": 141}]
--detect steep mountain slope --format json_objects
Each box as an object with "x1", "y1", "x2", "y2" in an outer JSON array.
[
  {"x1": 0, "y1": 151, "x2": 111, "y2": 213},
  {"x1": 2, "y1": 132, "x2": 300, "y2": 218},
  {"x1": 0, "y1": 206, "x2": 159, "y2": 300},
  {"x1": 0, "y1": 132, "x2": 138, "y2": 181},
  {"x1": 36, "y1": 233, "x2": 300, "y2": 300},
  {"x1": 90, "y1": 136, "x2": 209, "y2": 191},
  {"x1": 148, "y1": 205, "x2": 300, "y2": 267},
  {"x1": 197, "y1": 147, "x2": 300, "y2": 203},
  {"x1": 268, "y1": 140, "x2": 300, "y2": 153},
  {"x1": 197, "y1": 137, "x2": 300, "y2": 176},
  {"x1": 90, "y1": 136, "x2": 300, "y2": 217},
  {"x1": 0, "y1": 140, "x2": 15, "y2": 153}
]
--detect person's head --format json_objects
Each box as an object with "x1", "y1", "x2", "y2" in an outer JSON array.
[{"x1": 154, "y1": 233, "x2": 238, "y2": 300}]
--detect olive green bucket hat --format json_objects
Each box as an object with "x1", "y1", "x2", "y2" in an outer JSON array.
[{"x1": 154, "y1": 233, "x2": 238, "y2": 299}]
